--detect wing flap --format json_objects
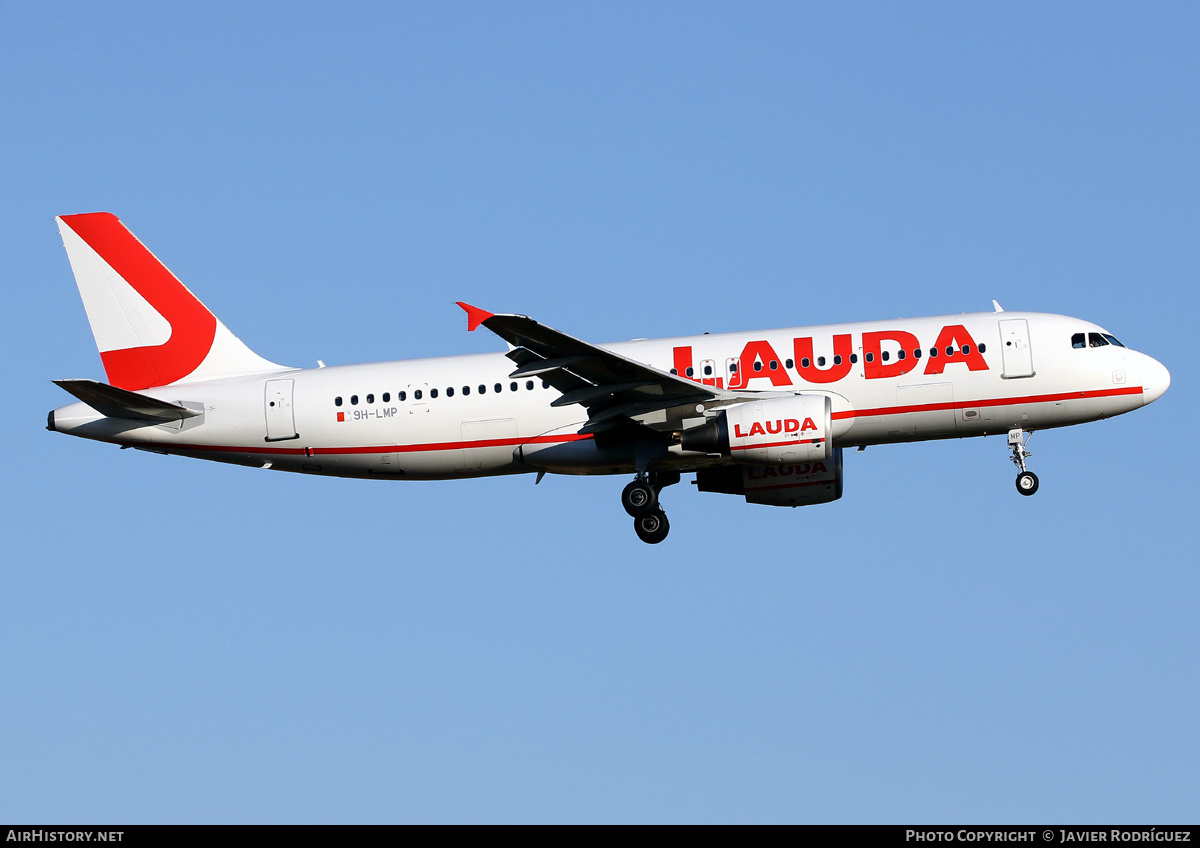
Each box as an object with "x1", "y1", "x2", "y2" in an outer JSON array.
[
  {"x1": 509, "y1": 355, "x2": 591, "y2": 378},
  {"x1": 550, "y1": 381, "x2": 652, "y2": 408}
]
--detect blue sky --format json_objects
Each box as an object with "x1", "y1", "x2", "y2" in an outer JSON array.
[{"x1": 1, "y1": 2, "x2": 1196, "y2": 823}]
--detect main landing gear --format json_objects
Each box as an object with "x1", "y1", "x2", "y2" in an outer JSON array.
[
  {"x1": 622, "y1": 471, "x2": 679, "y2": 544},
  {"x1": 1008, "y1": 428, "x2": 1039, "y2": 496}
]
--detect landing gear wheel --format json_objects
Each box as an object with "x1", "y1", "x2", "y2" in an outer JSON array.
[
  {"x1": 1016, "y1": 471, "x2": 1039, "y2": 496},
  {"x1": 634, "y1": 509, "x2": 670, "y2": 544},
  {"x1": 621, "y1": 480, "x2": 658, "y2": 517}
]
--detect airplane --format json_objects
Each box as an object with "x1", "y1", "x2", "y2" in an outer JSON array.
[{"x1": 47, "y1": 212, "x2": 1171, "y2": 543}]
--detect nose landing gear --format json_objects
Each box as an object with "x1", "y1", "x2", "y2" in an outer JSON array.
[
  {"x1": 1008, "y1": 429, "x2": 1039, "y2": 496},
  {"x1": 622, "y1": 471, "x2": 679, "y2": 543}
]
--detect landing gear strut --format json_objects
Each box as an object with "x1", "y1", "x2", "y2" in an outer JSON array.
[
  {"x1": 622, "y1": 471, "x2": 679, "y2": 543},
  {"x1": 1008, "y1": 429, "x2": 1039, "y2": 496}
]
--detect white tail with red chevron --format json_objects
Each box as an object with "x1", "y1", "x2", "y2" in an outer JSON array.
[{"x1": 57, "y1": 212, "x2": 287, "y2": 391}]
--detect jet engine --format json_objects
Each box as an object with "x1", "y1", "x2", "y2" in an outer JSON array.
[
  {"x1": 694, "y1": 448, "x2": 843, "y2": 507},
  {"x1": 680, "y1": 395, "x2": 832, "y2": 465}
]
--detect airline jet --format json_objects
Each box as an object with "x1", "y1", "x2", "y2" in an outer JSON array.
[{"x1": 47, "y1": 213, "x2": 1171, "y2": 543}]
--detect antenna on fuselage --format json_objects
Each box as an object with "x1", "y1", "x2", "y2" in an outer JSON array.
[{"x1": 992, "y1": 300, "x2": 1004, "y2": 312}]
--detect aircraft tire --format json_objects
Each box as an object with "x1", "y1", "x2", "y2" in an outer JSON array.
[
  {"x1": 621, "y1": 480, "x2": 658, "y2": 517},
  {"x1": 1016, "y1": 471, "x2": 1039, "y2": 496},
  {"x1": 634, "y1": 509, "x2": 670, "y2": 544}
]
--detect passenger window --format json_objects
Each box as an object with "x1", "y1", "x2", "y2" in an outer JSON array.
[
  {"x1": 399, "y1": 391, "x2": 407, "y2": 401},
  {"x1": 769, "y1": 360, "x2": 778, "y2": 371},
  {"x1": 366, "y1": 394, "x2": 374, "y2": 404},
  {"x1": 494, "y1": 383, "x2": 502, "y2": 393},
  {"x1": 685, "y1": 367, "x2": 694, "y2": 377},
  {"x1": 383, "y1": 393, "x2": 390, "y2": 402},
  {"x1": 833, "y1": 355, "x2": 842, "y2": 366},
  {"x1": 978, "y1": 343, "x2": 986, "y2": 353},
  {"x1": 801, "y1": 358, "x2": 810, "y2": 368},
  {"x1": 1072, "y1": 333, "x2": 1086, "y2": 349},
  {"x1": 753, "y1": 361, "x2": 762, "y2": 372},
  {"x1": 526, "y1": 380, "x2": 534, "y2": 390},
  {"x1": 897, "y1": 350, "x2": 905, "y2": 360},
  {"x1": 865, "y1": 353, "x2": 874, "y2": 363},
  {"x1": 929, "y1": 348, "x2": 938, "y2": 358},
  {"x1": 785, "y1": 359, "x2": 794, "y2": 370},
  {"x1": 913, "y1": 348, "x2": 921, "y2": 359},
  {"x1": 961, "y1": 345, "x2": 970, "y2": 355},
  {"x1": 1089, "y1": 333, "x2": 1109, "y2": 347},
  {"x1": 510, "y1": 382, "x2": 518, "y2": 391},
  {"x1": 704, "y1": 365, "x2": 713, "y2": 376},
  {"x1": 945, "y1": 346, "x2": 954, "y2": 356},
  {"x1": 849, "y1": 354, "x2": 858, "y2": 364},
  {"x1": 446, "y1": 387, "x2": 454, "y2": 397},
  {"x1": 463, "y1": 386, "x2": 470, "y2": 395},
  {"x1": 335, "y1": 397, "x2": 343, "y2": 407},
  {"x1": 351, "y1": 395, "x2": 359, "y2": 405},
  {"x1": 479, "y1": 385, "x2": 486, "y2": 394},
  {"x1": 670, "y1": 368, "x2": 678, "y2": 375},
  {"x1": 414, "y1": 390, "x2": 422, "y2": 400},
  {"x1": 817, "y1": 356, "x2": 825, "y2": 367},
  {"x1": 881, "y1": 351, "x2": 890, "y2": 362},
  {"x1": 730, "y1": 363, "x2": 738, "y2": 374},
  {"x1": 430, "y1": 388, "x2": 438, "y2": 398}
]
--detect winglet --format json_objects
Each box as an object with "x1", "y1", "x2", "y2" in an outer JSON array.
[{"x1": 456, "y1": 301, "x2": 494, "y2": 332}]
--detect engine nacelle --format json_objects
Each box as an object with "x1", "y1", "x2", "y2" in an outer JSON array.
[
  {"x1": 680, "y1": 395, "x2": 832, "y2": 465},
  {"x1": 694, "y1": 448, "x2": 843, "y2": 507}
]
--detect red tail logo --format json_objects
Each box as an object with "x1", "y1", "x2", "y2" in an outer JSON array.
[{"x1": 60, "y1": 213, "x2": 217, "y2": 390}]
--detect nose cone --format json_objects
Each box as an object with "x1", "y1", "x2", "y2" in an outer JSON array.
[{"x1": 1142, "y1": 356, "x2": 1171, "y2": 405}]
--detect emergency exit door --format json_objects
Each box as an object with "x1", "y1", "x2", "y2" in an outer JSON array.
[
  {"x1": 998, "y1": 319, "x2": 1035, "y2": 378},
  {"x1": 264, "y1": 379, "x2": 298, "y2": 441}
]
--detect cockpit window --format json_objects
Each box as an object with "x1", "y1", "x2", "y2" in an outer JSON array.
[
  {"x1": 1088, "y1": 332, "x2": 1109, "y2": 348},
  {"x1": 1102, "y1": 333, "x2": 1125, "y2": 348},
  {"x1": 1072, "y1": 333, "x2": 1086, "y2": 349}
]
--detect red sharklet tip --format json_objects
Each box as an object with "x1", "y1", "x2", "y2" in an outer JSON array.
[{"x1": 456, "y1": 301, "x2": 494, "y2": 332}]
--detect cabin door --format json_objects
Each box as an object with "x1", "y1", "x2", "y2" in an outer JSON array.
[
  {"x1": 264, "y1": 379, "x2": 298, "y2": 441},
  {"x1": 998, "y1": 319, "x2": 1034, "y2": 378}
]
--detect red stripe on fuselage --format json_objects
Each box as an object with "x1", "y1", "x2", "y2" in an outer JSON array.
[
  {"x1": 119, "y1": 432, "x2": 594, "y2": 457},
  {"x1": 830, "y1": 386, "x2": 1143, "y2": 420},
  {"x1": 112, "y1": 387, "x2": 1141, "y2": 459}
]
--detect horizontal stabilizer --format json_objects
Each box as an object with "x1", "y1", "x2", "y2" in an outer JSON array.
[{"x1": 53, "y1": 379, "x2": 201, "y2": 422}]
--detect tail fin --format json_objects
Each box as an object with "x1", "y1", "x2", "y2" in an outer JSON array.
[{"x1": 56, "y1": 212, "x2": 287, "y2": 391}]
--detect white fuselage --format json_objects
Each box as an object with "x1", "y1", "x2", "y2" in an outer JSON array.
[{"x1": 50, "y1": 311, "x2": 1169, "y2": 480}]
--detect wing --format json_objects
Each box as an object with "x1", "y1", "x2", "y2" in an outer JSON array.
[{"x1": 457, "y1": 302, "x2": 739, "y2": 434}]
